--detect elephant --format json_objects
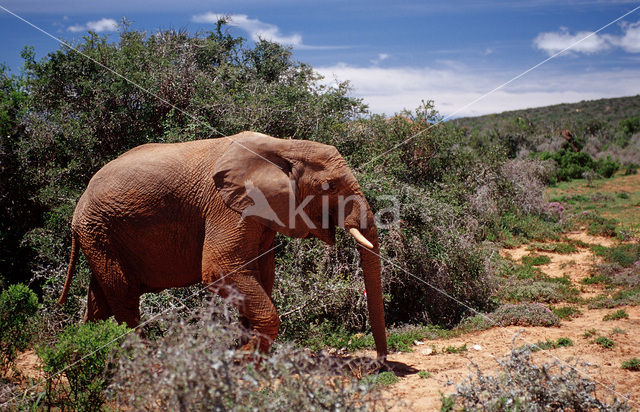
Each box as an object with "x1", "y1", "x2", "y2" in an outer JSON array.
[{"x1": 57, "y1": 131, "x2": 388, "y2": 359}]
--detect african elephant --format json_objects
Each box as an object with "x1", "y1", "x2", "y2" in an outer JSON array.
[{"x1": 57, "y1": 131, "x2": 388, "y2": 358}]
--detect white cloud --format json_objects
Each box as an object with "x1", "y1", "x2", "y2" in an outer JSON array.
[
  {"x1": 316, "y1": 63, "x2": 640, "y2": 117},
  {"x1": 534, "y1": 19, "x2": 640, "y2": 56},
  {"x1": 68, "y1": 18, "x2": 118, "y2": 33},
  {"x1": 607, "y1": 20, "x2": 640, "y2": 53},
  {"x1": 370, "y1": 53, "x2": 390, "y2": 65},
  {"x1": 533, "y1": 28, "x2": 609, "y2": 55},
  {"x1": 192, "y1": 13, "x2": 302, "y2": 46}
]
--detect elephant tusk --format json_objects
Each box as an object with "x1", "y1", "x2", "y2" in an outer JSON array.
[{"x1": 349, "y1": 228, "x2": 374, "y2": 249}]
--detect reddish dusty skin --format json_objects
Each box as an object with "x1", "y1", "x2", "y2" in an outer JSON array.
[{"x1": 58, "y1": 131, "x2": 387, "y2": 358}]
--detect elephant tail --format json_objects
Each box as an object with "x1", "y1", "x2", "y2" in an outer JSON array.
[{"x1": 57, "y1": 232, "x2": 79, "y2": 306}]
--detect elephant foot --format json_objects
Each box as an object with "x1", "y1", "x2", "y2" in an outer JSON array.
[{"x1": 239, "y1": 333, "x2": 272, "y2": 354}]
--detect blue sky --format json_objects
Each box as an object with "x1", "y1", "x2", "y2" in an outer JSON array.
[{"x1": 1, "y1": 0, "x2": 640, "y2": 117}]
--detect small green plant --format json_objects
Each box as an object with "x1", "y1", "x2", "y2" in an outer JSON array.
[
  {"x1": 443, "y1": 344, "x2": 467, "y2": 354},
  {"x1": 621, "y1": 358, "x2": 640, "y2": 371},
  {"x1": 524, "y1": 339, "x2": 555, "y2": 352},
  {"x1": 418, "y1": 371, "x2": 432, "y2": 379},
  {"x1": 38, "y1": 319, "x2": 131, "y2": 411},
  {"x1": 603, "y1": 309, "x2": 629, "y2": 321},
  {"x1": 521, "y1": 254, "x2": 552, "y2": 266},
  {"x1": 582, "y1": 328, "x2": 598, "y2": 338},
  {"x1": 522, "y1": 337, "x2": 573, "y2": 352},
  {"x1": 593, "y1": 336, "x2": 615, "y2": 349},
  {"x1": 0, "y1": 283, "x2": 39, "y2": 370},
  {"x1": 361, "y1": 371, "x2": 399, "y2": 387},
  {"x1": 555, "y1": 337, "x2": 573, "y2": 347},
  {"x1": 612, "y1": 327, "x2": 626, "y2": 334}
]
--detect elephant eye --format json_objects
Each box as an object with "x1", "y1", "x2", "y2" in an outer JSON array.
[{"x1": 322, "y1": 181, "x2": 338, "y2": 192}]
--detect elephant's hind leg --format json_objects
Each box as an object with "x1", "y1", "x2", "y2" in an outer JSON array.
[
  {"x1": 86, "y1": 251, "x2": 142, "y2": 330},
  {"x1": 84, "y1": 276, "x2": 113, "y2": 322}
]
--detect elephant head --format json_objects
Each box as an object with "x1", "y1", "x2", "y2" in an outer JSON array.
[{"x1": 213, "y1": 132, "x2": 388, "y2": 358}]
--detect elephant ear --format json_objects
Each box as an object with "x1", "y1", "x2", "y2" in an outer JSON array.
[{"x1": 213, "y1": 133, "x2": 307, "y2": 237}]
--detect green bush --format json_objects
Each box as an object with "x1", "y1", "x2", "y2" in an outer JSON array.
[
  {"x1": 38, "y1": 319, "x2": 131, "y2": 411},
  {"x1": 0, "y1": 283, "x2": 39, "y2": 370},
  {"x1": 521, "y1": 254, "x2": 551, "y2": 266},
  {"x1": 537, "y1": 149, "x2": 619, "y2": 182}
]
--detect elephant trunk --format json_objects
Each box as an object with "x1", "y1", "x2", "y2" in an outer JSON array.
[
  {"x1": 342, "y1": 193, "x2": 388, "y2": 359},
  {"x1": 359, "y1": 226, "x2": 388, "y2": 359}
]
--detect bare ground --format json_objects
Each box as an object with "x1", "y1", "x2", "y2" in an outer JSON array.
[{"x1": 374, "y1": 232, "x2": 640, "y2": 411}]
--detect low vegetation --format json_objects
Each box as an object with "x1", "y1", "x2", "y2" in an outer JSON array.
[
  {"x1": 111, "y1": 302, "x2": 387, "y2": 411},
  {"x1": 442, "y1": 347, "x2": 630, "y2": 411}
]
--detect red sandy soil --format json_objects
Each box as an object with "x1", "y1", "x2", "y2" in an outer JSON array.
[{"x1": 372, "y1": 232, "x2": 640, "y2": 411}]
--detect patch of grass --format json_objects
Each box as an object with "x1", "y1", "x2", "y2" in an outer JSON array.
[
  {"x1": 443, "y1": 344, "x2": 467, "y2": 354},
  {"x1": 521, "y1": 254, "x2": 552, "y2": 266},
  {"x1": 592, "y1": 244, "x2": 640, "y2": 268},
  {"x1": 528, "y1": 242, "x2": 578, "y2": 254},
  {"x1": 579, "y1": 212, "x2": 619, "y2": 237},
  {"x1": 582, "y1": 329, "x2": 598, "y2": 338},
  {"x1": 612, "y1": 327, "x2": 626, "y2": 334},
  {"x1": 587, "y1": 288, "x2": 640, "y2": 308},
  {"x1": 502, "y1": 279, "x2": 580, "y2": 304},
  {"x1": 603, "y1": 309, "x2": 629, "y2": 321},
  {"x1": 550, "y1": 305, "x2": 582, "y2": 320},
  {"x1": 581, "y1": 273, "x2": 612, "y2": 285},
  {"x1": 360, "y1": 371, "x2": 399, "y2": 387},
  {"x1": 622, "y1": 358, "x2": 640, "y2": 371},
  {"x1": 593, "y1": 336, "x2": 615, "y2": 349},
  {"x1": 311, "y1": 324, "x2": 457, "y2": 353},
  {"x1": 418, "y1": 371, "x2": 432, "y2": 379}
]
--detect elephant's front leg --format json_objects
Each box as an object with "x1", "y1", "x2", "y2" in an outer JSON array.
[
  {"x1": 239, "y1": 229, "x2": 277, "y2": 339},
  {"x1": 201, "y1": 224, "x2": 280, "y2": 353}
]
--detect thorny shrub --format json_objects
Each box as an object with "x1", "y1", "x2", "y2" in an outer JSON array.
[
  {"x1": 488, "y1": 303, "x2": 560, "y2": 327},
  {"x1": 110, "y1": 295, "x2": 389, "y2": 411},
  {"x1": 443, "y1": 345, "x2": 630, "y2": 411}
]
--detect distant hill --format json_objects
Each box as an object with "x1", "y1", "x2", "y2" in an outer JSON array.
[
  {"x1": 450, "y1": 95, "x2": 640, "y2": 164},
  {"x1": 451, "y1": 95, "x2": 640, "y2": 133}
]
